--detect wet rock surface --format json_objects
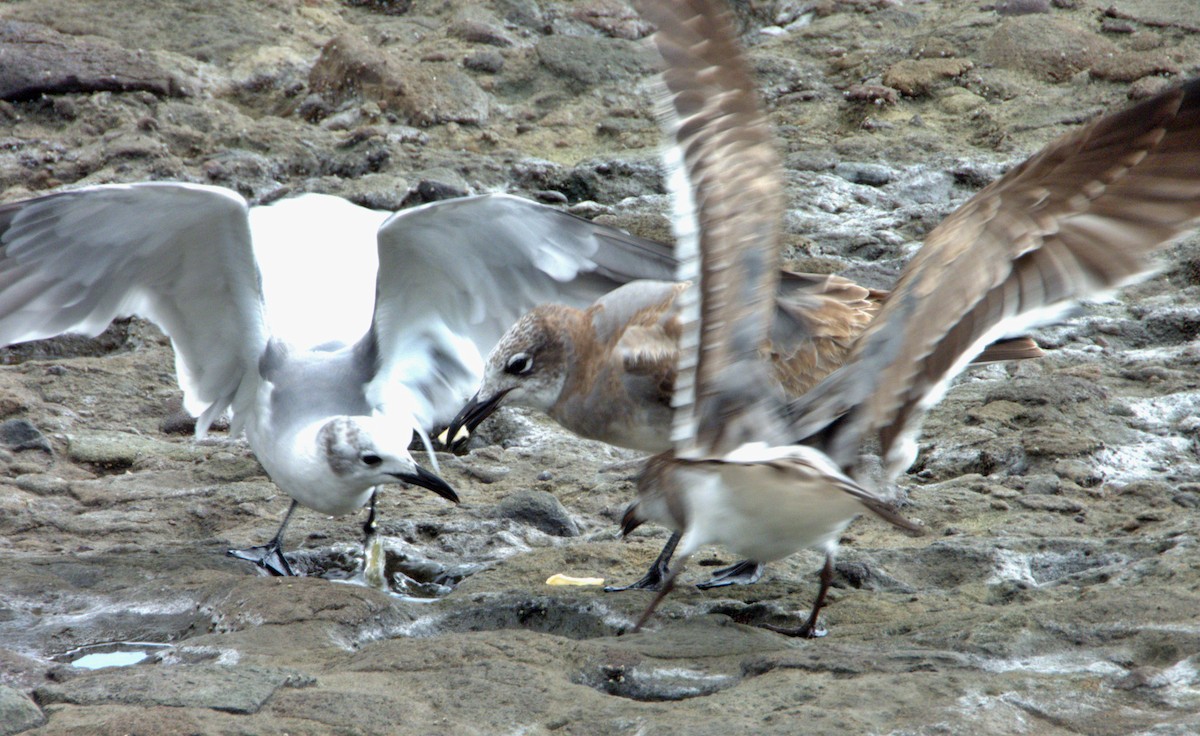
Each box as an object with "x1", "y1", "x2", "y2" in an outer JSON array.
[
  {"x1": 0, "y1": 21, "x2": 185, "y2": 101},
  {"x1": 1, "y1": 0, "x2": 1199, "y2": 733}
]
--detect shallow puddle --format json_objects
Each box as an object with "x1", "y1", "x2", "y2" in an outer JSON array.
[{"x1": 57, "y1": 641, "x2": 173, "y2": 670}]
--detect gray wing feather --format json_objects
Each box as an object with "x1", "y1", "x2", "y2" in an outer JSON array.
[
  {"x1": 0, "y1": 182, "x2": 268, "y2": 435},
  {"x1": 367, "y1": 193, "x2": 675, "y2": 427},
  {"x1": 590, "y1": 279, "x2": 682, "y2": 344}
]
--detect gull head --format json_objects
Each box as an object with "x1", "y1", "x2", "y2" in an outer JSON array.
[
  {"x1": 317, "y1": 416, "x2": 458, "y2": 503},
  {"x1": 444, "y1": 307, "x2": 573, "y2": 442}
]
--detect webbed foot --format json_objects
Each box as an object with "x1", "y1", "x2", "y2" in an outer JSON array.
[
  {"x1": 694, "y1": 559, "x2": 763, "y2": 589},
  {"x1": 605, "y1": 531, "x2": 678, "y2": 592},
  {"x1": 227, "y1": 542, "x2": 295, "y2": 577}
]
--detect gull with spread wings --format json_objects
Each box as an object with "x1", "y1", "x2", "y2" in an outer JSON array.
[
  {"x1": 626, "y1": 0, "x2": 1200, "y2": 636},
  {"x1": 0, "y1": 188, "x2": 673, "y2": 579}
]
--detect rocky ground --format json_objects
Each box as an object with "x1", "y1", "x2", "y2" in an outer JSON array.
[{"x1": 1, "y1": 0, "x2": 1200, "y2": 733}]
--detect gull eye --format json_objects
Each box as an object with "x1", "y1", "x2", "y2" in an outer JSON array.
[
  {"x1": 504, "y1": 352, "x2": 533, "y2": 376},
  {"x1": 361, "y1": 453, "x2": 382, "y2": 467}
]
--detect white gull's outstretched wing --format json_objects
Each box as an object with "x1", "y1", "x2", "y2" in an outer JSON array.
[
  {"x1": 0, "y1": 182, "x2": 268, "y2": 435},
  {"x1": 366, "y1": 193, "x2": 676, "y2": 427}
]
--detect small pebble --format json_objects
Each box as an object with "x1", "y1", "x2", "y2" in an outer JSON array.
[{"x1": 464, "y1": 50, "x2": 505, "y2": 73}]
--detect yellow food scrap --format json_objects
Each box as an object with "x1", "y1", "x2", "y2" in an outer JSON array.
[{"x1": 545, "y1": 573, "x2": 604, "y2": 586}]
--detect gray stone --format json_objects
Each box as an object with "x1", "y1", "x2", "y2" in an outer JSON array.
[
  {"x1": 491, "y1": 490, "x2": 579, "y2": 537},
  {"x1": 461, "y1": 459, "x2": 511, "y2": 484},
  {"x1": 495, "y1": 0, "x2": 543, "y2": 29},
  {"x1": 1173, "y1": 491, "x2": 1200, "y2": 508},
  {"x1": 0, "y1": 21, "x2": 183, "y2": 101},
  {"x1": 834, "y1": 162, "x2": 894, "y2": 186},
  {"x1": 1016, "y1": 495, "x2": 1085, "y2": 513},
  {"x1": 1102, "y1": 0, "x2": 1200, "y2": 29},
  {"x1": 344, "y1": 0, "x2": 412, "y2": 14},
  {"x1": 309, "y1": 34, "x2": 490, "y2": 126},
  {"x1": 1129, "y1": 304, "x2": 1200, "y2": 346},
  {"x1": 890, "y1": 167, "x2": 954, "y2": 205},
  {"x1": 199, "y1": 149, "x2": 277, "y2": 193},
  {"x1": 994, "y1": 0, "x2": 1050, "y2": 14},
  {"x1": 13, "y1": 473, "x2": 70, "y2": 495},
  {"x1": 1054, "y1": 459, "x2": 1103, "y2": 487},
  {"x1": 571, "y1": 1, "x2": 653, "y2": 39},
  {"x1": 0, "y1": 419, "x2": 51, "y2": 453},
  {"x1": 66, "y1": 431, "x2": 205, "y2": 469},
  {"x1": 1022, "y1": 474, "x2": 1062, "y2": 495},
  {"x1": 0, "y1": 685, "x2": 44, "y2": 735},
  {"x1": 558, "y1": 157, "x2": 663, "y2": 204},
  {"x1": 0, "y1": 649, "x2": 51, "y2": 696},
  {"x1": 299, "y1": 172, "x2": 413, "y2": 212},
  {"x1": 450, "y1": 8, "x2": 514, "y2": 47},
  {"x1": 786, "y1": 151, "x2": 838, "y2": 172},
  {"x1": 194, "y1": 451, "x2": 263, "y2": 483},
  {"x1": 985, "y1": 376, "x2": 1107, "y2": 405},
  {"x1": 535, "y1": 35, "x2": 658, "y2": 89},
  {"x1": 464, "y1": 50, "x2": 505, "y2": 74},
  {"x1": 35, "y1": 664, "x2": 314, "y2": 714},
  {"x1": 982, "y1": 16, "x2": 1118, "y2": 81}
]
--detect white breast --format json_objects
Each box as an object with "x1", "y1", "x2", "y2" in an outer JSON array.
[{"x1": 676, "y1": 457, "x2": 862, "y2": 563}]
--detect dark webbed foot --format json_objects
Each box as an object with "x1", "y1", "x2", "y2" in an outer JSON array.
[
  {"x1": 605, "y1": 531, "x2": 679, "y2": 593},
  {"x1": 227, "y1": 542, "x2": 295, "y2": 577},
  {"x1": 228, "y1": 500, "x2": 298, "y2": 577},
  {"x1": 631, "y1": 553, "x2": 690, "y2": 633},
  {"x1": 694, "y1": 559, "x2": 763, "y2": 589},
  {"x1": 604, "y1": 562, "x2": 669, "y2": 592}
]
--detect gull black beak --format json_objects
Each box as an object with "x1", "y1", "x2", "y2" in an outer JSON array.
[
  {"x1": 393, "y1": 464, "x2": 460, "y2": 504},
  {"x1": 444, "y1": 388, "x2": 513, "y2": 448}
]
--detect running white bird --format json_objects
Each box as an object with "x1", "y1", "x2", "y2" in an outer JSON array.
[
  {"x1": 0, "y1": 186, "x2": 674, "y2": 575},
  {"x1": 626, "y1": 0, "x2": 1200, "y2": 636}
]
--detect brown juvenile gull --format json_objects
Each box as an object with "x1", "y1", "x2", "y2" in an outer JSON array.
[
  {"x1": 447, "y1": 272, "x2": 1039, "y2": 591},
  {"x1": 625, "y1": 0, "x2": 1200, "y2": 636},
  {"x1": 0, "y1": 187, "x2": 673, "y2": 580}
]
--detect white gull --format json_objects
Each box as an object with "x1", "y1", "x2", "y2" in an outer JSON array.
[{"x1": 0, "y1": 184, "x2": 674, "y2": 575}]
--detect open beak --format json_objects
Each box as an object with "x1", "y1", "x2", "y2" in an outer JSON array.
[
  {"x1": 393, "y1": 464, "x2": 459, "y2": 504},
  {"x1": 443, "y1": 388, "x2": 513, "y2": 448}
]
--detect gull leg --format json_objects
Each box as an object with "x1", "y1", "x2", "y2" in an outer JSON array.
[
  {"x1": 604, "y1": 531, "x2": 679, "y2": 593},
  {"x1": 764, "y1": 553, "x2": 834, "y2": 639},
  {"x1": 632, "y1": 553, "x2": 690, "y2": 633},
  {"x1": 361, "y1": 488, "x2": 387, "y2": 590},
  {"x1": 362, "y1": 487, "x2": 379, "y2": 540},
  {"x1": 227, "y1": 500, "x2": 298, "y2": 577},
  {"x1": 695, "y1": 559, "x2": 763, "y2": 589}
]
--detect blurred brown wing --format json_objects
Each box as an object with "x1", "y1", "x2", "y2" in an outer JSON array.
[
  {"x1": 767, "y1": 272, "x2": 880, "y2": 397},
  {"x1": 815, "y1": 78, "x2": 1200, "y2": 475},
  {"x1": 635, "y1": 0, "x2": 786, "y2": 457},
  {"x1": 767, "y1": 272, "x2": 1041, "y2": 398}
]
